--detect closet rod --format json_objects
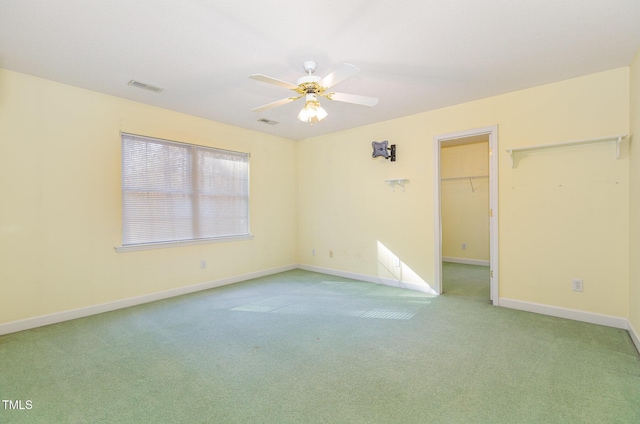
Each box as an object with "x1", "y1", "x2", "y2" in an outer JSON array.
[
  {"x1": 441, "y1": 175, "x2": 488, "y2": 193},
  {"x1": 440, "y1": 175, "x2": 488, "y2": 181}
]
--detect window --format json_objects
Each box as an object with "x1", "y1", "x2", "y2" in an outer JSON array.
[{"x1": 120, "y1": 133, "x2": 250, "y2": 248}]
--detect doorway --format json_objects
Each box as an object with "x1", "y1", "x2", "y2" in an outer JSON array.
[{"x1": 433, "y1": 126, "x2": 498, "y2": 304}]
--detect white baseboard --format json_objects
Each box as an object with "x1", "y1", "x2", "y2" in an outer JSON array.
[
  {"x1": 0, "y1": 264, "x2": 297, "y2": 336},
  {"x1": 297, "y1": 264, "x2": 438, "y2": 295},
  {"x1": 629, "y1": 321, "x2": 640, "y2": 354},
  {"x1": 442, "y1": 256, "x2": 490, "y2": 267},
  {"x1": 3, "y1": 264, "x2": 638, "y2": 357},
  {"x1": 499, "y1": 297, "x2": 628, "y2": 329}
]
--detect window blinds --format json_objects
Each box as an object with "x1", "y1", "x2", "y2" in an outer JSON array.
[{"x1": 121, "y1": 133, "x2": 249, "y2": 246}]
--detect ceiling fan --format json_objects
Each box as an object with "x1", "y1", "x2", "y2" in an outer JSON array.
[{"x1": 250, "y1": 61, "x2": 378, "y2": 125}]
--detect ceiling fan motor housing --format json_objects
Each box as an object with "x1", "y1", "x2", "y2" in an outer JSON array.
[{"x1": 296, "y1": 75, "x2": 323, "y2": 95}]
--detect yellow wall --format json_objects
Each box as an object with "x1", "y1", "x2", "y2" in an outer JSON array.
[
  {"x1": 1, "y1": 64, "x2": 633, "y2": 327},
  {"x1": 298, "y1": 67, "x2": 629, "y2": 317},
  {"x1": 441, "y1": 142, "x2": 489, "y2": 262},
  {"x1": 629, "y1": 49, "x2": 640, "y2": 336},
  {"x1": 0, "y1": 69, "x2": 297, "y2": 325}
]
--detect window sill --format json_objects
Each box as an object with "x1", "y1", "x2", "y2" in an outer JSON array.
[{"x1": 115, "y1": 234, "x2": 254, "y2": 253}]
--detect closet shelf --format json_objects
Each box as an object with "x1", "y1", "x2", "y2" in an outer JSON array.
[
  {"x1": 505, "y1": 134, "x2": 627, "y2": 168},
  {"x1": 441, "y1": 175, "x2": 488, "y2": 192},
  {"x1": 385, "y1": 178, "x2": 409, "y2": 192}
]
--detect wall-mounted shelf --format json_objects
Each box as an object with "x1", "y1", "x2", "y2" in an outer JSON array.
[
  {"x1": 441, "y1": 175, "x2": 488, "y2": 192},
  {"x1": 385, "y1": 178, "x2": 409, "y2": 192},
  {"x1": 505, "y1": 134, "x2": 627, "y2": 168}
]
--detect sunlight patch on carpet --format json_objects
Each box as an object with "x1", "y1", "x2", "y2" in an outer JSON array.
[{"x1": 230, "y1": 294, "x2": 424, "y2": 320}]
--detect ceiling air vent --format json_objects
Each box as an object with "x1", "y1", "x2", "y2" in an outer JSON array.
[
  {"x1": 127, "y1": 80, "x2": 163, "y2": 93},
  {"x1": 258, "y1": 118, "x2": 278, "y2": 125}
]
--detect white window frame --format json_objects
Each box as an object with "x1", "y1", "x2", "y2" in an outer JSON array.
[{"x1": 116, "y1": 133, "x2": 252, "y2": 252}]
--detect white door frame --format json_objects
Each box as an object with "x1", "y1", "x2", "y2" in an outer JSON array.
[{"x1": 433, "y1": 125, "x2": 499, "y2": 304}]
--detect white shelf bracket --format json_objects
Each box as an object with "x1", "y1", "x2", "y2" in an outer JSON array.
[
  {"x1": 385, "y1": 178, "x2": 408, "y2": 192},
  {"x1": 507, "y1": 150, "x2": 515, "y2": 168},
  {"x1": 615, "y1": 135, "x2": 622, "y2": 159}
]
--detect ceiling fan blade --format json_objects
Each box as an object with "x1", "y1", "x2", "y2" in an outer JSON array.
[
  {"x1": 249, "y1": 74, "x2": 298, "y2": 90},
  {"x1": 326, "y1": 92, "x2": 378, "y2": 107},
  {"x1": 320, "y1": 63, "x2": 360, "y2": 89},
  {"x1": 252, "y1": 96, "x2": 300, "y2": 113}
]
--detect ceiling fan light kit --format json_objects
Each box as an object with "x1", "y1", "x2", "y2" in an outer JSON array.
[
  {"x1": 297, "y1": 94, "x2": 328, "y2": 124},
  {"x1": 250, "y1": 61, "x2": 378, "y2": 125}
]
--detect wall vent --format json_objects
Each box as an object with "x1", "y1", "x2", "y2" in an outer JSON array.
[
  {"x1": 127, "y1": 80, "x2": 163, "y2": 93},
  {"x1": 258, "y1": 118, "x2": 278, "y2": 125}
]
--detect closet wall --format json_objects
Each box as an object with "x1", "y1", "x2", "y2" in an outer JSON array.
[{"x1": 441, "y1": 140, "x2": 490, "y2": 265}]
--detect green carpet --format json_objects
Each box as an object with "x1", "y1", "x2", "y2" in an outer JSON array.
[
  {"x1": 1, "y1": 266, "x2": 639, "y2": 423},
  {"x1": 442, "y1": 261, "x2": 491, "y2": 301}
]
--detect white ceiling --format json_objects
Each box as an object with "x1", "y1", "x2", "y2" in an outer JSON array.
[{"x1": 1, "y1": 1, "x2": 640, "y2": 141}]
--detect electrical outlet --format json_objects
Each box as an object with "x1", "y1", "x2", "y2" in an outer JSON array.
[
  {"x1": 329, "y1": 250, "x2": 333, "y2": 258},
  {"x1": 200, "y1": 260, "x2": 207, "y2": 269},
  {"x1": 394, "y1": 257, "x2": 401, "y2": 267},
  {"x1": 312, "y1": 248, "x2": 316, "y2": 256},
  {"x1": 462, "y1": 243, "x2": 467, "y2": 250},
  {"x1": 572, "y1": 278, "x2": 583, "y2": 292}
]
